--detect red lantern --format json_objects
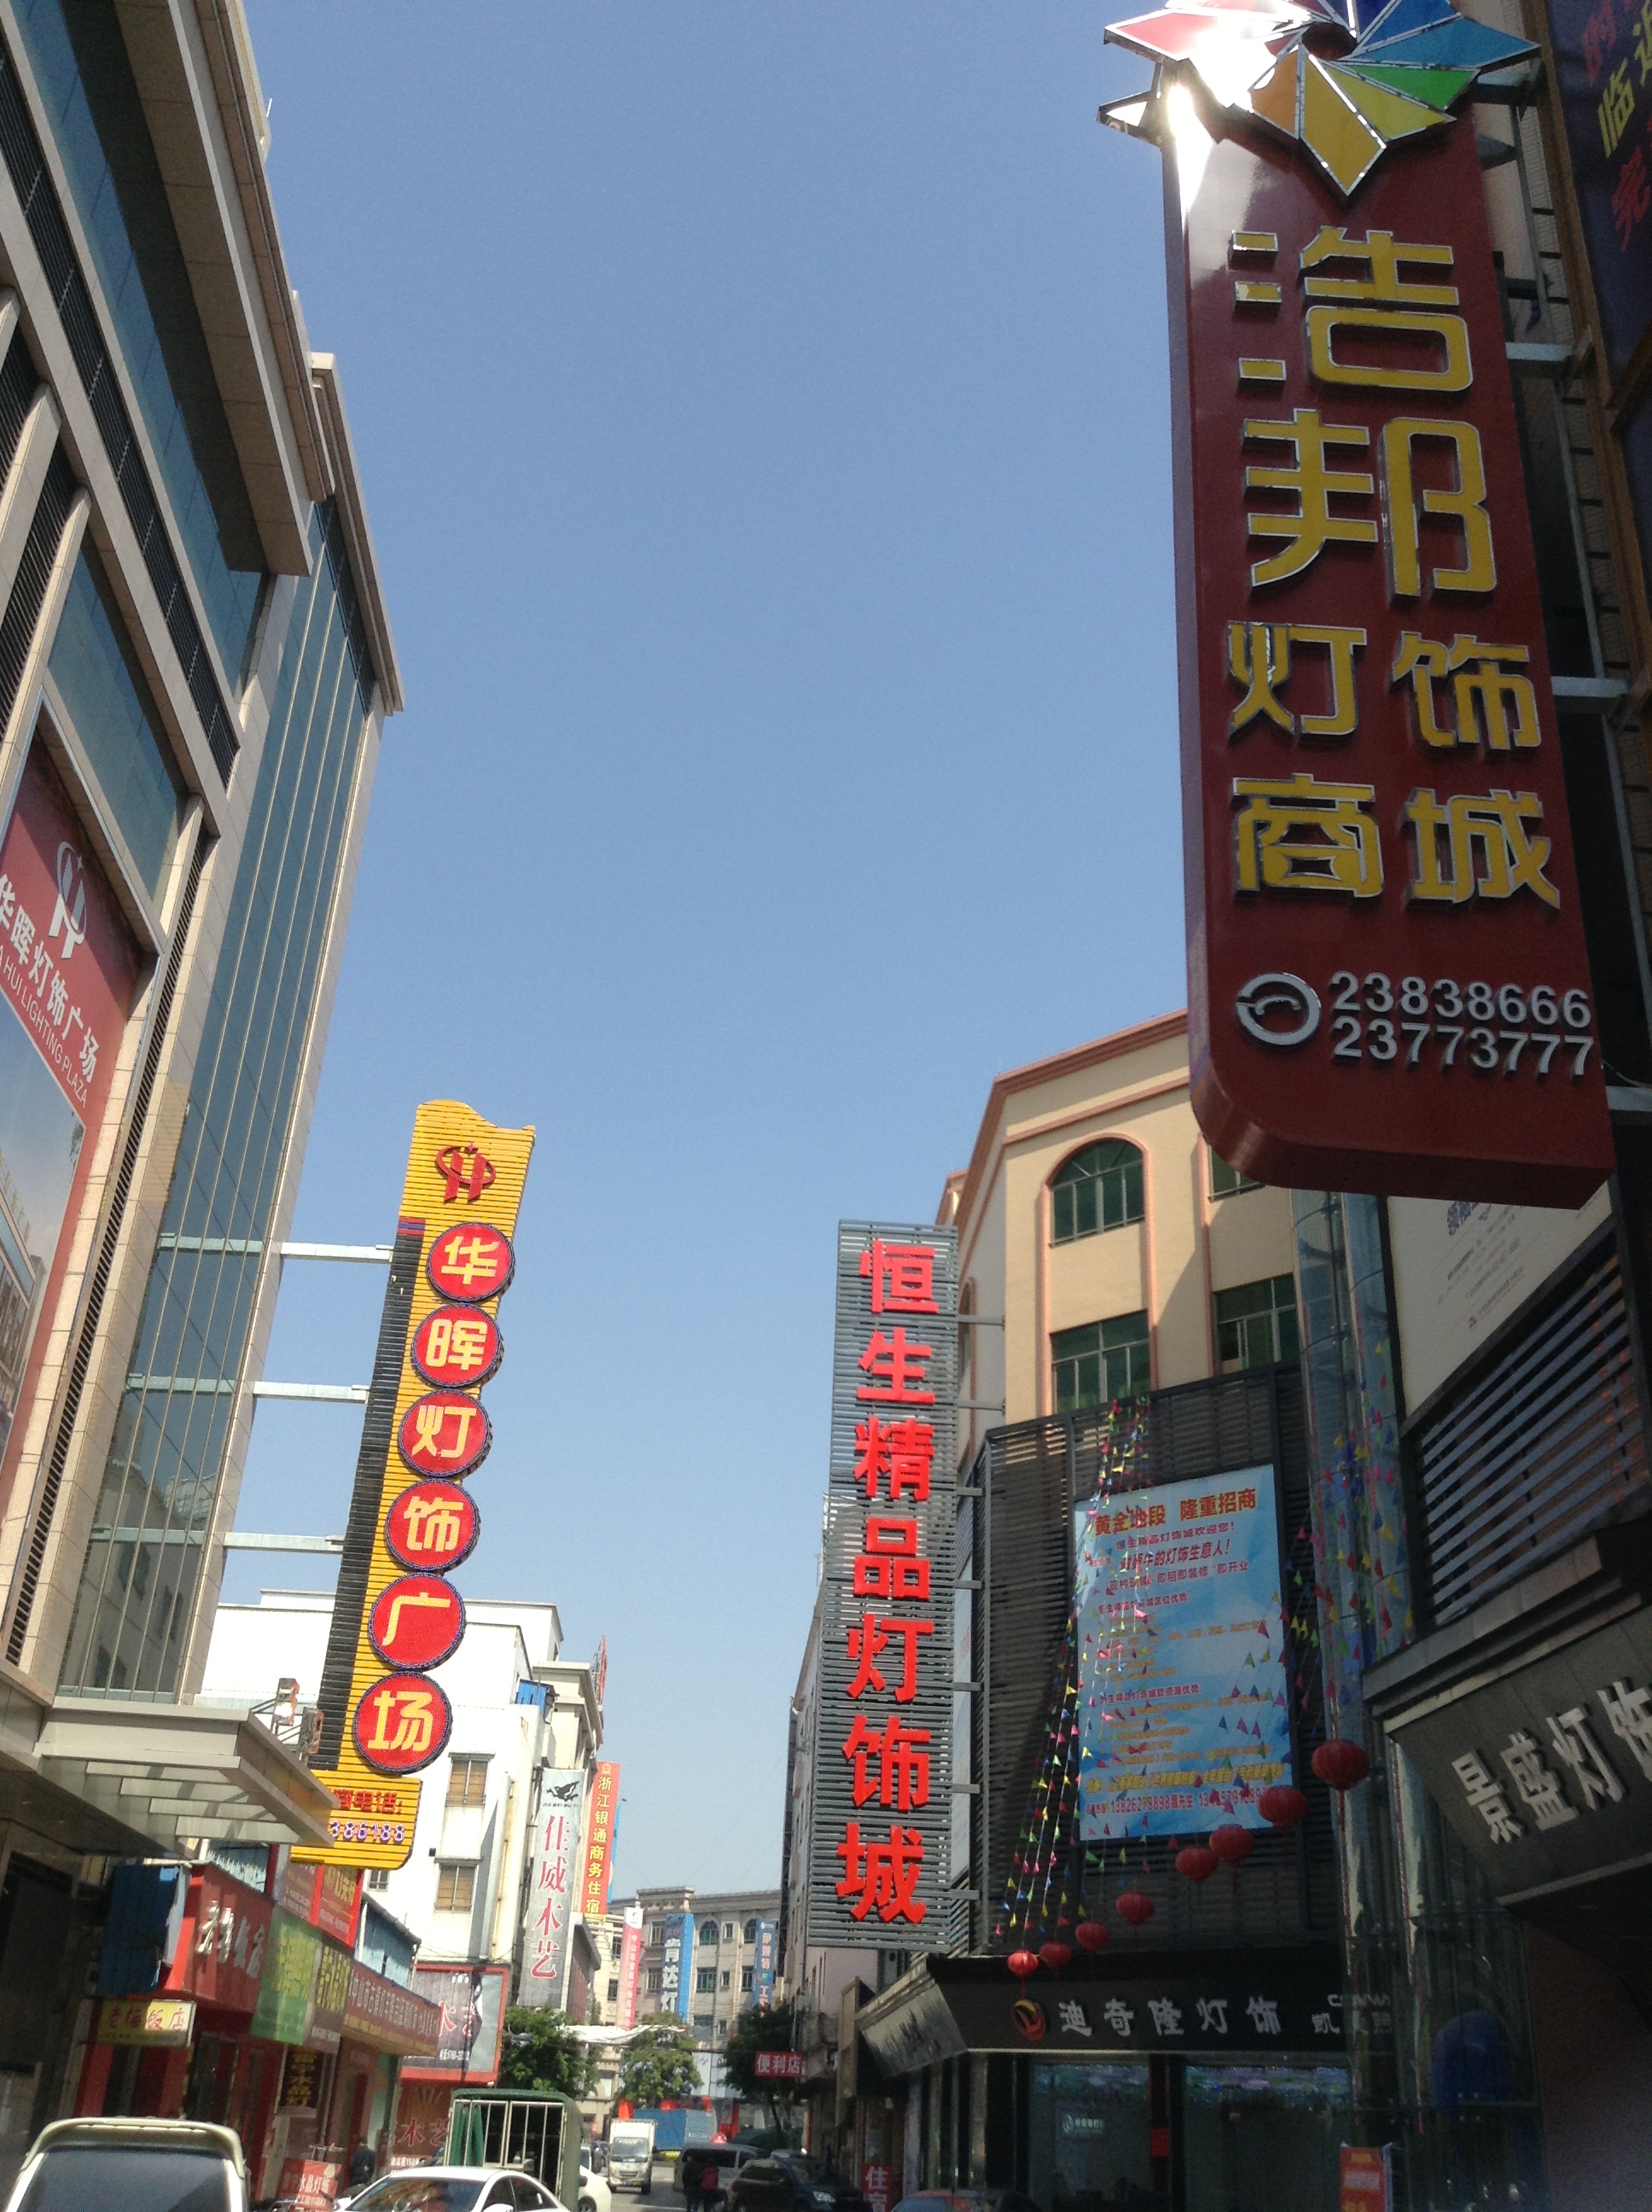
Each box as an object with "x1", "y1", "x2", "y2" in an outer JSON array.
[
  {"x1": 1007, "y1": 1950, "x2": 1039, "y2": 1982},
  {"x1": 1175, "y1": 1845, "x2": 1219, "y2": 1883},
  {"x1": 1115, "y1": 1890, "x2": 1155, "y2": 1927},
  {"x1": 1312, "y1": 1739, "x2": 1372, "y2": 1791},
  {"x1": 1038, "y1": 1941, "x2": 1073, "y2": 1973},
  {"x1": 1258, "y1": 1785, "x2": 1310, "y2": 1829},
  {"x1": 1074, "y1": 1920, "x2": 1109, "y2": 1953},
  {"x1": 1210, "y1": 1824, "x2": 1254, "y2": 1866}
]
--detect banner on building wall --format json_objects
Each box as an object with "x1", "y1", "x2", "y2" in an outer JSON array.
[
  {"x1": 1102, "y1": 0, "x2": 1613, "y2": 1205},
  {"x1": 807, "y1": 1223, "x2": 957, "y2": 1948},
  {"x1": 618, "y1": 1906, "x2": 643, "y2": 2029},
  {"x1": 1075, "y1": 1465, "x2": 1292, "y2": 1837},
  {"x1": 403, "y1": 1965, "x2": 509, "y2": 2081},
  {"x1": 751, "y1": 1919, "x2": 777, "y2": 2010},
  {"x1": 660, "y1": 1909, "x2": 694, "y2": 2020},
  {"x1": 517, "y1": 1770, "x2": 585, "y2": 2011},
  {"x1": 580, "y1": 1760, "x2": 619, "y2": 1918},
  {"x1": 0, "y1": 744, "x2": 140, "y2": 1506},
  {"x1": 298, "y1": 1102, "x2": 534, "y2": 1870}
]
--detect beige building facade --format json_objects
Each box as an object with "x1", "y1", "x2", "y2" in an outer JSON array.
[{"x1": 938, "y1": 1011, "x2": 1300, "y2": 1464}]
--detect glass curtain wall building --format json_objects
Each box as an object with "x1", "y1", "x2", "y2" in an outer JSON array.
[{"x1": 0, "y1": 0, "x2": 399, "y2": 2086}]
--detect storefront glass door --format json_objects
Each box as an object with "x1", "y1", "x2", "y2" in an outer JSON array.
[
  {"x1": 1182, "y1": 2064, "x2": 1351, "y2": 2212},
  {"x1": 1027, "y1": 2062, "x2": 1155, "y2": 2212}
]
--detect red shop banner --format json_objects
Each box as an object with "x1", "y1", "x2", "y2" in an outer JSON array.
[
  {"x1": 0, "y1": 745, "x2": 141, "y2": 1501},
  {"x1": 171, "y1": 1867, "x2": 271, "y2": 2014},
  {"x1": 1106, "y1": 0, "x2": 1614, "y2": 1202}
]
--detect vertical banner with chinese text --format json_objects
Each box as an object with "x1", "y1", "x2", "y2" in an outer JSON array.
[
  {"x1": 579, "y1": 1760, "x2": 620, "y2": 1920},
  {"x1": 807, "y1": 1222, "x2": 956, "y2": 1947},
  {"x1": 300, "y1": 1101, "x2": 533, "y2": 1867},
  {"x1": 1106, "y1": 0, "x2": 1614, "y2": 1202},
  {"x1": 518, "y1": 1770, "x2": 585, "y2": 2011}
]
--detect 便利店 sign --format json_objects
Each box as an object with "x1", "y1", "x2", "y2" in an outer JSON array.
[
  {"x1": 1105, "y1": 0, "x2": 1614, "y2": 1204},
  {"x1": 808, "y1": 1223, "x2": 957, "y2": 1947}
]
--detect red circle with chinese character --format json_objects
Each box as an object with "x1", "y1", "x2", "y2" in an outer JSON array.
[
  {"x1": 385, "y1": 1480, "x2": 480, "y2": 1574},
  {"x1": 427, "y1": 1222, "x2": 515, "y2": 1304},
  {"x1": 397, "y1": 1390, "x2": 492, "y2": 1479},
  {"x1": 410, "y1": 1303, "x2": 503, "y2": 1389},
  {"x1": 367, "y1": 1575, "x2": 467, "y2": 1672},
  {"x1": 352, "y1": 1671, "x2": 453, "y2": 1774}
]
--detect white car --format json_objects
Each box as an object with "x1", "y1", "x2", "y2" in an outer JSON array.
[
  {"x1": 581, "y1": 2164, "x2": 614, "y2": 2212},
  {"x1": 340, "y1": 2167, "x2": 570, "y2": 2212},
  {"x1": 4, "y1": 2117, "x2": 248, "y2": 2210}
]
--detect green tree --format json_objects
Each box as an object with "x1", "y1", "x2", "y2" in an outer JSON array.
[
  {"x1": 719, "y1": 1998, "x2": 798, "y2": 2114},
  {"x1": 618, "y1": 2017, "x2": 702, "y2": 2107},
  {"x1": 499, "y1": 2006, "x2": 596, "y2": 2097}
]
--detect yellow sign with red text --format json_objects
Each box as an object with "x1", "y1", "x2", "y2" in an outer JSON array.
[{"x1": 296, "y1": 1101, "x2": 534, "y2": 1868}]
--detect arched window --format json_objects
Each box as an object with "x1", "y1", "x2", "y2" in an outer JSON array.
[
  {"x1": 700, "y1": 1919, "x2": 719, "y2": 1944},
  {"x1": 744, "y1": 1918, "x2": 759, "y2": 1941},
  {"x1": 1052, "y1": 1139, "x2": 1143, "y2": 1243}
]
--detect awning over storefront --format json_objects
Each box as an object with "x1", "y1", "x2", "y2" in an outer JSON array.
[
  {"x1": 857, "y1": 1947, "x2": 1350, "y2": 2076},
  {"x1": 34, "y1": 1698, "x2": 336, "y2": 1848}
]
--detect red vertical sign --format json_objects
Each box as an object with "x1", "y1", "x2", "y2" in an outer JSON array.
[{"x1": 1110, "y1": 1, "x2": 1615, "y2": 1202}]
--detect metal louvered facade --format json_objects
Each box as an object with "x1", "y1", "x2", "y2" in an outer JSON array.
[
  {"x1": 966, "y1": 1365, "x2": 1339, "y2": 1958},
  {"x1": 1409, "y1": 1228, "x2": 1648, "y2": 1622},
  {"x1": 807, "y1": 1222, "x2": 957, "y2": 1948}
]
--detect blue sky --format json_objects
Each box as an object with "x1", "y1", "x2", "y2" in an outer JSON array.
[{"x1": 231, "y1": 3, "x2": 1183, "y2": 1897}]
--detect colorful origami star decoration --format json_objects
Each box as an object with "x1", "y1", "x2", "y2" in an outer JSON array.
[{"x1": 1102, "y1": 0, "x2": 1539, "y2": 196}]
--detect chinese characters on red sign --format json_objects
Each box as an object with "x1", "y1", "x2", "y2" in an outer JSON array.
[
  {"x1": 811, "y1": 1225, "x2": 956, "y2": 1947},
  {"x1": 1165, "y1": 107, "x2": 1612, "y2": 1202}
]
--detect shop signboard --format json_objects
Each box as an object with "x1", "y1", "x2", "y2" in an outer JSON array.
[
  {"x1": 300, "y1": 1103, "x2": 534, "y2": 1869},
  {"x1": 279, "y1": 2050, "x2": 323, "y2": 2115},
  {"x1": 579, "y1": 1759, "x2": 620, "y2": 1918},
  {"x1": 617, "y1": 1906, "x2": 643, "y2": 2029},
  {"x1": 660, "y1": 1909, "x2": 694, "y2": 2020},
  {"x1": 173, "y1": 1866, "x2": 270, "y2": 2013},
  {"x1": 97, "y1": 1997, "x2": 195, "y2": 2046},
  {"x1": 1387, "y1": 1189, "x2": 1612, "y2": 1411},
  {"x1": 342, "y1": 1962, "x2": 441, "y2": 2058},
  {"x1": 517, "y1": 1768, "x2": 585, "y2": 2010},
  {"x1": 403, "y1": 1965, "x2": 508, "y2": 2082},
  {"x1": 1074, "y1": 1466, "x2": 1292, "y2": 1837},
  {"x1": 751, "y1": 1919, "x2": 777, "y2": 2008},
  {"x1": 250, "y1": 1910, "x2": 321, "y2": 2047},
  {"x1": 1386, "y1": 1604, "x2": 1652, "y2": 1897},
  {"x1": 0, "y1": 747, "x2": 140, "y2": 1507},
  {"x1": 1340, "y1": 2146, "x2": 1393, "y2": 2212},
  {"x1": 1102, "y1": 0, "x2": 1613, "y2": 1204},
  {"x1": 753, "y1": 2051, "x2": 806, "y2": 2080},
  {"x1": 808, "y1": 1224, "x2": 957, "y2": 1947},
  {"x1": 1543, "y1": 0, "x2": 1652, "y2": 387},
  {"x1": 308, "y1": 1937, "x2": 354, "y2": 2056}
]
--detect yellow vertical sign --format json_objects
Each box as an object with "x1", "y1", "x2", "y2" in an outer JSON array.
[{"x1": 296, "y1": 1101, "x2": 534, "y2": 1868}]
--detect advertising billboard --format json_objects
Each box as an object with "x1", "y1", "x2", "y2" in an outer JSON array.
[
  {"x1": 1074, "y1": 1466, "x2": 1292, "y2": 1837},
  {"x1": 808, "y1": 1224, "x2": 957, "y2": 1947},
  {"x1": 1103, "y1": 0, "x2": 1613, "y2": 1204},
  {"x1": 404, "y1": 1965, "x2": 509, "y2": 2082},
  {"x1": 300, "y1": 1102, "x2": 534, "y2": 1869},
  {"x1": 660, "y1": 1910, "x2": 694, "y2": 2021},
  {"x1": 0, "y1": 746, "x2": 139, "y2": 1505},
  {"x1": 751, "y1": 1919, "x2": 777, "y2": 2010},
  {"x1": 618, "y1": 1905, "x2": 643, "y2": 2028},
  {"x1": 517, "y1": 1769, "x2": 586, "y2": 2011},
  {"x1": 580, "y1": 1760, "x2": 619, "y2": 1918}
]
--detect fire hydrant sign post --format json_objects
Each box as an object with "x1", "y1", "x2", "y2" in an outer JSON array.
[{"x1": 1106, "y1": 0, "x2": 1615, "y2": 1204}]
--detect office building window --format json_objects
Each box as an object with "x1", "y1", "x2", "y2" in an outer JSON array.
[
  {"x1": 701, "y1": 1919, "x2": 718, "y2": 1943},
  {"x1": 696, "y1": 1967, "x2": 718, "y2": 1994},
  {"x1": 744, "y1": 1918, "x2": 758, "y2": 1941},
  {"x1": 435, "y1": 1864, "x2": 474, "y2": 1914},
  {"x1": 1052, "y1": 1313, "x2": 1150, "y2": 1412},
  {"x1": 649, "y1": 1924, "x2": 666, "y2": 1946},
  {"x1": 447, "y1": 1757, "x2": 487, "y2": 1808},
  {"x1": 1210, "y1": 1151, "x2": 1263, "y2": 1198},
  {"x1": 1215, "y1": 1276, "x2": 1300, "y2": 1371},
  {"x1": 611, "y1": 1937, "x2": 624, "y2": 1962},
  {"x1": 368, "y1": 1869, "x2": 389, "y2": 1893},
  {"x1": 716, "y1": 2019, "x2": 728, "y2": 2041},
  {"x1": 645, "y1": 1970, "x2": 662, "y2": 1994},
  {"x1": 694, "y1": 2013, "x2": 713, "y2": 2038},
  {"x1": 1051, "y1": 1140, "x2": 1143, "y2": 1243},
  {"x1": 720, "y1": 1970, "x2": 730, "y2": 1990},
  {"x1": 723, "y1": 1922, "x2": 733, "y2": 1939},
  {"x1": 49, "y1": 545, "x2": 185, "y2": 894},
  {"x1": 742, "y1": 1966, "x2": 754, "y2": 1992},
  {"x1": 608, "y1": 1979, "x2": 620, "y2": 2003}
]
